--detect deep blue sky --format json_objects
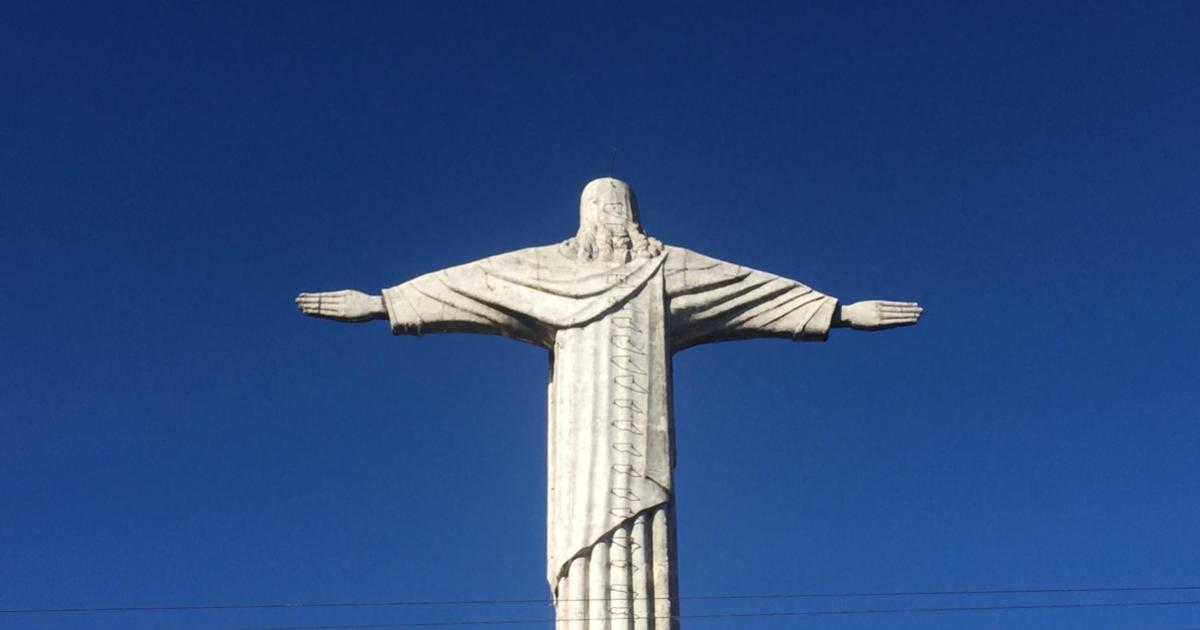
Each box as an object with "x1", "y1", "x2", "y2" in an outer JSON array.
[{"x1": 2, "y1": 2, "x2": 1198, "y2": 630}]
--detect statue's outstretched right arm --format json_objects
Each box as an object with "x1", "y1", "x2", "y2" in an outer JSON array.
[{"x1": 296, "y1": 261, "x2": 552, "y2": 348}]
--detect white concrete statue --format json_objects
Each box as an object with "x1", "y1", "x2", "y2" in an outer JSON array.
[{"x1": 296, "y1": 178, "x2": 922, "y2": 630}]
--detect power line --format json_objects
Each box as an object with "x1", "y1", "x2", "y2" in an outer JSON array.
[
  {"x1": 689, "y1": 584, "x2": 1200, "y2": 601},
  {"x1": 4, "y1": 585, "x2": 1200, "y2": 615},
  {"x1": 186, "y1": 599, "x2": 1200, "y2": 629}
]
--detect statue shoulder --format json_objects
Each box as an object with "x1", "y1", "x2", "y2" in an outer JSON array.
[
  {"x1": 469, "y1": 243, "x2": 589, "y2": 277},
  {"x1": 661, "y1": 245, "x2": 735, "y2": 272}
]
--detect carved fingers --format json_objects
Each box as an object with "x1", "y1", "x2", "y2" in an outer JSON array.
[
  {"x1": 845, "y1": 299, "x2": 923, "y2": 330},
  {"x1": 295, "y1": 290, "x2": 345, "y2": 319},
  {"x1": 877, "y1": 301, "x2": 923, "y2": 326},
  {"x1": 295, "y1": 289, "x2": 378, "y2": 322}
]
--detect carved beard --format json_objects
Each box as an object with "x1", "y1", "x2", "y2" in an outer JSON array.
[{"x1": 559, "y1": 221, "x2": 663, "y2": 263}]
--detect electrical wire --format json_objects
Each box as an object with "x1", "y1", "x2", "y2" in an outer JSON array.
[
  {"x1": 4, "y1": 584, "x2": 1199, "y2": 615},
  {"x1": 185, "y1": 599, "x2": 1200, "y2": 629}
]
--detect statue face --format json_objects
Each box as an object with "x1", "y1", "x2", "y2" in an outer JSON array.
[{"x1": 580, "y1": 177, "x2": 639, "y2": 229}]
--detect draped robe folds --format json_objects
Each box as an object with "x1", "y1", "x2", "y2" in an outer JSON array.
[{"x1": 381, "y1": 245, "x2": 837, "y2": 629}]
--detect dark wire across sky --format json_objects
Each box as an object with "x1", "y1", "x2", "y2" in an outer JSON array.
[
  {"x1": 4, "y1": 584, "x2": 1200, "y2": 614},
  {"x1": 6, "y1": 586, "x2": 1200, "y2": 630}
]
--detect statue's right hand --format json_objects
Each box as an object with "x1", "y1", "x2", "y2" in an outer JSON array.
[{"x1": 295, "y1": 290, "x2": 386, "y2": 323}]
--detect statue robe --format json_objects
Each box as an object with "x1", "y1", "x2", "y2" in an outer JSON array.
[{"x1": 381, "y1": 244, "x2": 837, "y2": 629}]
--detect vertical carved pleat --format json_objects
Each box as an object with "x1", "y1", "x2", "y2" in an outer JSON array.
[
  {"x1": 609, "y1": 524, "x2": 633, "y2": 629},
  {"x1": 566, "y1": 556, "x2": 589, "y2": 630},
  {"x1": 651, "y1": 507, "x2": 676, "y2": 629},
  {"x1": 588, "y1": 541, "x2": 609, "y2": 629},
  {"x1": 630, "y1": 514, "x2": 650, "y2": 630},
  {"x1": 556, "y1": 575, "x2": 569, "y2": 627}
]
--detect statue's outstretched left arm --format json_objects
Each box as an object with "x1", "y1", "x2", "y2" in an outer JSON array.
[
  {"x1": 832, "y1": 300, "x2": 923, "y2": 331},
  {"x1": 665, "y1": 247, "x2": 922, "y2": 350}
]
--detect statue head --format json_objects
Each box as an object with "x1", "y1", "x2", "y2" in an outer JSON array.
[
  {"x1": 561, "y1": 177, "x2": 662, "y2": 263},
  {"x1": 579, "y1": 177, "x2": 641, "y2": 227}
]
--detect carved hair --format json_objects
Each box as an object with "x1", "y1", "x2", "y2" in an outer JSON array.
[{"x1": 559, "y1": 177, "x2": 663, "y2": 263}]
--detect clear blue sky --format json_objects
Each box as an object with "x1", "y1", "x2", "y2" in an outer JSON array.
[{"x1": 2, "y1": 2, "x2": 1198, "y2": 630}]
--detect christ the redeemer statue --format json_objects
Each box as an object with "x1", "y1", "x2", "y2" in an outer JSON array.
[{"x1": 296, "y1": 177, "x2": 922, "y2": 630}]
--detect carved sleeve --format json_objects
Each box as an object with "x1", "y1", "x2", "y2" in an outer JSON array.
[
  {"x1": 663, "y1": 247, "x2": 838, "y2": 351},
  {"x1": 381, "y1": 262, "x2": 552, "y2": 347}
]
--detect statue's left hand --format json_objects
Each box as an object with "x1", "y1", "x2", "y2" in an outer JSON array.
[
  {"x1": 295, "y1": 290, "x2": 387, "y2": 322},
  {"x1": 838, "y1": 300, "x2": 923, "y2": 331}
]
